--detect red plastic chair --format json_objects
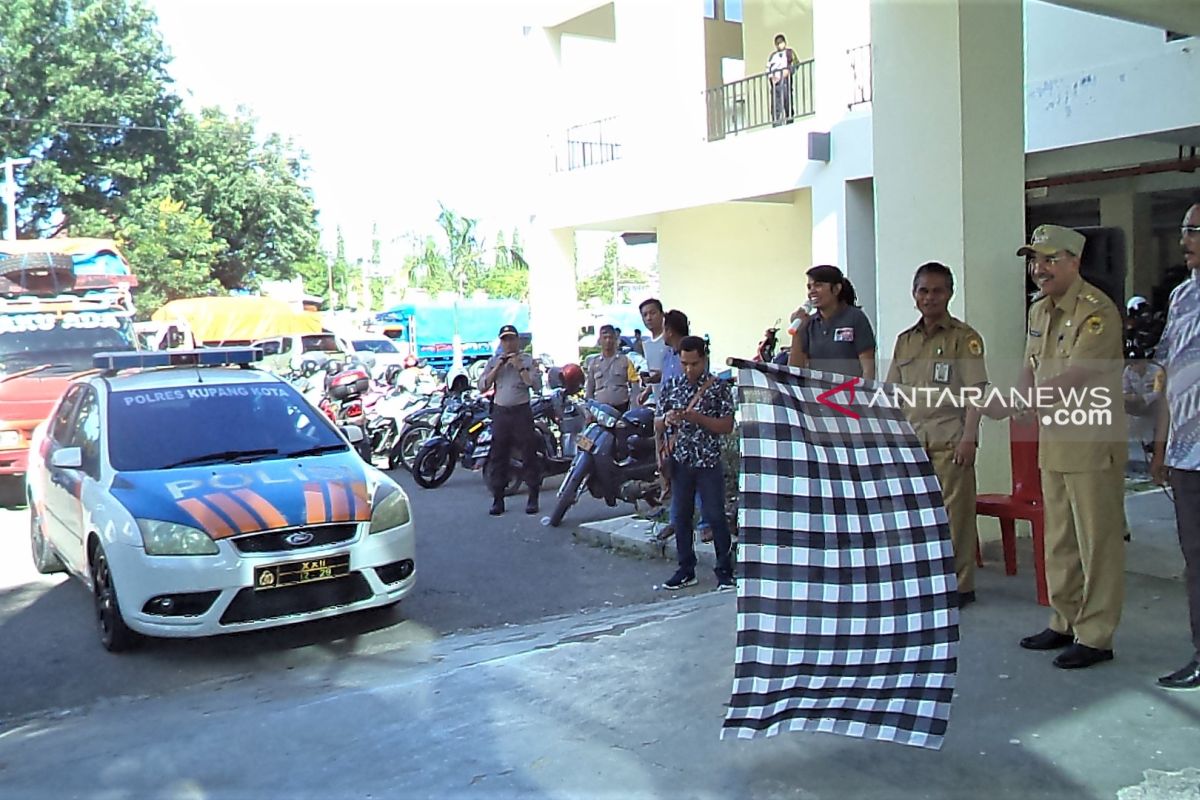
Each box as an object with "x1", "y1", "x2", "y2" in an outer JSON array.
[{"x1": 975, "y1": 416, "x2": 1049, "y2": 606}]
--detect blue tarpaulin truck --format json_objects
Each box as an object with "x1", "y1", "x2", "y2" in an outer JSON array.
[{"x1": 369, "y1": 299, "x2": 530, "y2": 373}]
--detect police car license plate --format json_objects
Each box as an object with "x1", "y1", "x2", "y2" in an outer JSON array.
[
  {"x1": 576, "y1": 434, "x2": 593, "y2": 452},
  {"x1": 254, "y1": 554, "x2": 351, "y2": 591}
]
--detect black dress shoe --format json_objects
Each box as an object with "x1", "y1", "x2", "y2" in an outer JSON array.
[
  {"x1": 525, "y1": 495, "x2": 539, "y2": 515},
  {"x1": 1020, "y1": 628, "x2": 1074, "y2": 650},
  {"x1": 1053, "y1": 643, "x2": 1114, "y2": 669},
  {"x1": 957, "y1": 590, "x2": 976, "y2": 609},
  {"x1": 1157, "y1": 660, "x2": 1200, "y2": 690},
  {"x1": 489, "y1": 497, "x2": 504, "y2": 516}
]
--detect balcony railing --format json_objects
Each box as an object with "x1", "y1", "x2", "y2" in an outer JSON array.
[
  {"x1": 556, "y1": 116, "x2": 622, "y2": 172},
  {"x1": 704, "y1": 59, "x2": 815, "y2": 142},
  {"x1": 848, "y1": 44, "x2": 872, "y2": 108}
]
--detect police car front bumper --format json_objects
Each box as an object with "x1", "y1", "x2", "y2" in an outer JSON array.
[{"x1": 107, "y1": 521, "x2": 416, "y2": 638}]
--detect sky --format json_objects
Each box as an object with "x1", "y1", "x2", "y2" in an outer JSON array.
[{"x1": 148, "y1": 0, "x2": 540, "y2": 265}]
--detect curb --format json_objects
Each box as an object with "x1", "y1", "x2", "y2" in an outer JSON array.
[{"x1": 573, "y1": 515, "x2": 720, "y2": 569}]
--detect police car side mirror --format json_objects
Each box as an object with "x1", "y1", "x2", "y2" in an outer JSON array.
[
  {"x1": 341, "y1": 424, "x2": 365, "y2": 444},
  {"x1": 51, "y1": 447, "x2": 83, "y2": 470}
]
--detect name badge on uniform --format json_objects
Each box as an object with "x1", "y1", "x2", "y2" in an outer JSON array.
[
  {"x1": 1029, "y1": 329, "x2": 1042, "y2": 338},
  {"x1": 933, "y1": 362, "x2": 951, "y2": 384},
  {"x1": 833, "y1": 327, "x2": 855, "y2": 343}
]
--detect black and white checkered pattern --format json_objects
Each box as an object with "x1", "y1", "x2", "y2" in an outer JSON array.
[{"x1": 722, "y1": 359, "x2": 959, "y2": 750}]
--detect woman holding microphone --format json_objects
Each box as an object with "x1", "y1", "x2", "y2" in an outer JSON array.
[{"x1": 787, "y1": 264, "x2": 876, "y2": 380}]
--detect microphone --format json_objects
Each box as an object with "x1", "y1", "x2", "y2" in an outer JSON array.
[{"x1": 786, "y1": 301, "x2": 816, "y2": 336}]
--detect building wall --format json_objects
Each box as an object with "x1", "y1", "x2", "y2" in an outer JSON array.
[
  {"x1": 704, "y1": 17, "x2": 744, "y2": 90},
  {"x1": 613, "y1": 0, "x2": 710, "y2": 161},
  {"x1": 656, "y1": 194, "x2": 813, "y2": 367},
  {"x1": 1024, "y1": 0, "x2": 1200, "y2": 151}
]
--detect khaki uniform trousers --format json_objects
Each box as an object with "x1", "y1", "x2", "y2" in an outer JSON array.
[
  {"x1": 1041, "y1": 466, "x2": 1126, "y2": 650},
  {"x1": 928, "y1": 449, "x2": 978, "y2": 593}
]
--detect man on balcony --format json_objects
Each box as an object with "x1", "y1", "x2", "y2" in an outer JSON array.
[{"x1": 768, "y1": 33, "x2": 797, "y2": 127}]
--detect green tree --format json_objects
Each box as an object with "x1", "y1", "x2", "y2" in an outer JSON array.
[
  {"x1": 74, "y1": 188, "x2": 224, "y2": 317},
  {"x1": 329, "y1": 226, "x2": 353, "y2": 307},
  {"x1": 402, "y1": 207, "x2": 531, "y2": 299},
  {"x1": 294, "y1": 255, "x2": 332, "y2": 304},
  {"x1": 0, "y1": 0, "x2": 180, "y2": 234},
  {"x1": 159, "y1": 107, "x2": 320, "y2": 290},
  {"x1": 493, "y1": 230, "x2": 510, "y2": 270},
  {"x1": 405, "y1": 234, "x2": 453, "y2": 296},
  {"x1": 478, "y1": 265, "x2": 528, "y2": 300},
  {"x1": 578, "y1": 238, "x2": 648, "y2": 304}
]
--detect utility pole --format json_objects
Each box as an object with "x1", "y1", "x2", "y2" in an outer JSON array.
[{"x1": 2, "y1": 157, "x2": 33, "y2": 241}]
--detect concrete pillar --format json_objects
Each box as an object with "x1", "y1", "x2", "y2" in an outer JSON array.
[
  {"x1": 844, "y1": 178, "x2": 877, "y2": 326},
  {"x1": 526, "y1": 226, "x2": 580, "y2": 368},
  {"x1": 871, "y1": 0, "x2": 1026, "y2": 505},
  {"x1": 521, "y1": 26, "x2": 566, "y2": 176},
  {"x1": 1099, "y1": 190, "x2": 1154, "y2": 301},
  {"x1": 811, "y1": 177, "x2": 876, "y2": 327}
]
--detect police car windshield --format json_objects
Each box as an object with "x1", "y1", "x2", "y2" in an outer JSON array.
[
  {"x1": 107, "y1": 382, "x2": 348, "y2": 471},
  {"x1": 0, "y1": 311, "x2": 135, "y2": 375}
]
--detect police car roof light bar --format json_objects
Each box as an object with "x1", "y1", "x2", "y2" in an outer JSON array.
[{"x1": 94, "y1": 347, "x2": 264, "y2": 373}]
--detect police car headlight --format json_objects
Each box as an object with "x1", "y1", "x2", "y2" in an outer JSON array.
[
  {"x1": 137, "y1": 519, "x2": 220, "y2": 556},
  {"x1": 369, "y1": 487, "x2": 411, "y2": 533},
  {"x1": 0, "y1": 429, "x2": 21, "y2": 448}
]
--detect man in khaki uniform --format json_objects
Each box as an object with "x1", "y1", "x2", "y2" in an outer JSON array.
[
  {"x1": 887, "y1": 262, "x2": 987, "y2": 609},
  {"x1": 1002, "y1": 224, "x2": 1128, "y2": 669},
  {"x1": 585, "y1": 324, "x2": 640, "y2": 413}
]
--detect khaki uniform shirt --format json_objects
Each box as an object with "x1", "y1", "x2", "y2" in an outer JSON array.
[
  {"x1": 585, "y1": 352, "x2": 638, "y2": 406},
  {"x1": 1025, "y1": 276, "x2": 1127, "y2": 473},
  {"x1": 886, "y1": 316, "x2": 988, "y2": 450},
  {"x1": 478, "y1": 352, "x2": 541, "y2": 407}
]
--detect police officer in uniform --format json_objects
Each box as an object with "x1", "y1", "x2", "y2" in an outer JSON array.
[
  {"x1": 887, "y1": 262, "x2": 988, "y2": 608},
  {"x1": 585, "y1": 323, "x2": 640, "y2": 413},
  {"x1": 478, "y1": 325, "x2": 543, "y2": 516},
  {"x1": 999, "y1": 224, "x2": 1128, "y2": 669}
]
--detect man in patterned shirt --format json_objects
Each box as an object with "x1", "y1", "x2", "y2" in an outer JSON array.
[
  {"x1": 655, "y1": 335, "x2": 736, "y2": 591},
  {"x1": 1152, "y1": 202, "x2": 1200, "y2": 691}
]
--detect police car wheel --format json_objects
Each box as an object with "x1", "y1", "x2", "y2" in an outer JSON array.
[
  {"x1": 91, "y1": 545, "x2": 141, "y2": 653},
  {"x1": 29, "y1": 504, "x2": 65, "y2": 575}
]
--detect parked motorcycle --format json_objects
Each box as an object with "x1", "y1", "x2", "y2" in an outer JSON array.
[
  {"x1": 367, "y1": 383, "x2": 441, "y2": 463},
  {"x1": 411, "y1": 393, "x2": 494, "y2": 488},
  {"x1": 543, "y1": 400, "x2": 662, "y2": 528},
  {"x1": 755, "y1": 323, "x2": 781, "y2": 363},
  {"x1": 321, "y1": 364, "x2": 374, "y2": 461},
  {"x1": 388, "y1": 374, "x2": 473, "y2": 471}
]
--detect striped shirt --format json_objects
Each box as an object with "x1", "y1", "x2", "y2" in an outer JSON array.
[{"x1": 1160, "y1": 270, "x2": 1200, "y2": 470}]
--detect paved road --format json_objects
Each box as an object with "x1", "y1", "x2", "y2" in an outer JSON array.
[{"x1": 0, "y1": 465, "x2": 674, "y2": 725}]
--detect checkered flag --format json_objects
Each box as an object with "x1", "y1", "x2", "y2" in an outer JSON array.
[{"x1": 722, "y1": 359, "x2": 959, "y2": 750}]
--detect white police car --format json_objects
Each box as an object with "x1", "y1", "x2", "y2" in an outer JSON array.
[{"x1": 25, "y1": 348, "x2": 416, "y2": 651}]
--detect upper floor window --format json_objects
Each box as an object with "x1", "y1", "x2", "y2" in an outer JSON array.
[
  {"x1": 724, "y1": 0, "x2": 743, "y2": 23},
  {"x1": 704, "y1": 0, "x2": 716, "y2": 19}
]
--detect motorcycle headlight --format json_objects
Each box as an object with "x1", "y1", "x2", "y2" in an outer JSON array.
[
  {"x1": 137, "y1": 519, "x2": 219, "y2": 556},
  {"x1": 369, "y1": 486, "x2": 411, "y2": 533}
]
